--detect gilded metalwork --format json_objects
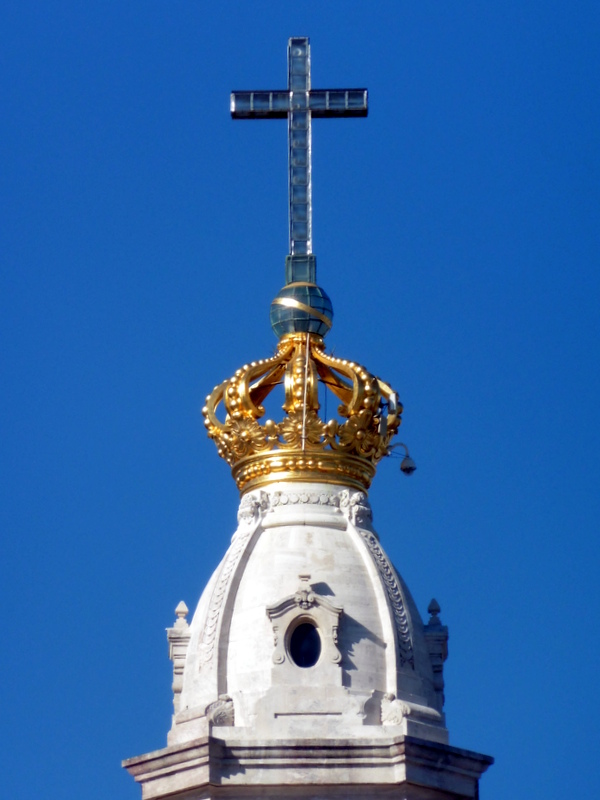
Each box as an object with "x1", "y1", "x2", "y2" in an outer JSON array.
[{"x1": 203, "y1": 334, "x2": 402, "y2": 494}]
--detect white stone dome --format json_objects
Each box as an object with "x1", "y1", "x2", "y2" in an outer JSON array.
[{"x1": 169, "y1": 482, "x2": 448, "y2": 746}]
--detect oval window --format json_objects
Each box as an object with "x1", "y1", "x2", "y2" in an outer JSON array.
[{"x1": 289, "y1": 622, "x2": 321, "y2": 668}]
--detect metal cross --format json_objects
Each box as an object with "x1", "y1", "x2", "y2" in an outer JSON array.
[{"x1": 231, "y1": 37, "x2": 367, "y2": 283}]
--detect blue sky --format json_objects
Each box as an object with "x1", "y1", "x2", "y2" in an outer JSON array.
[{"x1": 1, "y1": 2, "x2": 599, "y2": 798}]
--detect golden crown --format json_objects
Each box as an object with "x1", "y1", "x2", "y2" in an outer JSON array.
[
  {"x1": 203, "y1": 332, "x2": 402, "y2": 494},
  {"x1": 206, "y1": 39, "x2": 408, "y2": 493}
]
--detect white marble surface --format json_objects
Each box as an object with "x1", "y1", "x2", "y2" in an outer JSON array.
[
  {"x1": 167, "y1": 483, "x2": 446, "y2": 746},
  {"x1": 124, "y1": 482, "x2": 494, "y2": 800}
]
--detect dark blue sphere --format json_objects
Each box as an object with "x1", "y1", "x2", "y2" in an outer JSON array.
[{"x1": 270, "y1": 283, "x2": 333, "y2": 338}]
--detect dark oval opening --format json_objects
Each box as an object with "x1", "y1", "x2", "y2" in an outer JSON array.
[{"x1": 289, "y1": 622, "x2": 321, "y2": 668}]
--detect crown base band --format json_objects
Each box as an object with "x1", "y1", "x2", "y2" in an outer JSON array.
[{"x1": 233, "y1": 451, "x2": 377, "y2": 495}]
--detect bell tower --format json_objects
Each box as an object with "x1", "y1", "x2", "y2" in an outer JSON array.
[{"x1": 124, "y1": 37, "x2": 493, "y2": 799}]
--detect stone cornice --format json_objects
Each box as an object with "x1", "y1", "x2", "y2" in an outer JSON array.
[{"x1": 124, "y1": 733, "x2": 493, "y2": 800}]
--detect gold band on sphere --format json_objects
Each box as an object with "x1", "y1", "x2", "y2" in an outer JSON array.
[{"x1": 271, "y1": 297, "x2": 332, "y2": 328}]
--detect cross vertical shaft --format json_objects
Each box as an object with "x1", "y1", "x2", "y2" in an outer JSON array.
[
  {"x1": 288, "y1": 38, "x2": 312, "y2": 258},
  {"x1": 231, "y1": 37, "x2": 368, "y2": 285}
]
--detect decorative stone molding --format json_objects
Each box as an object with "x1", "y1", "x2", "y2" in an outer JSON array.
[
  {"x1": 205, "y1": 695, "x2": 235, "y2": 727},
  {"x1": 237, "y1": 487, "x2": 346, "y2": 530},
  {"x1": 381, "y1": 693, "x2": 444, "y2": 728},
  {"x1": 237, "y1": 490, "x2": 269, "y2": 524},
  {"x1": 238, "y1": 486, "x2": 379, "y2": 526},
  {"x1": 357, "y1": 529, "x2": 414, "y2": 668},
  {"x1": 381, "y1": 694, "x2": 411, "y2": 725},
  {"x1": 270, "y1": 489, "x2": 341, "y2": 509},
  {"x1": 338, "y1": 488, "x2": 373, "y2": 527},
  {"x1": 199, "y1": 523, "x2": 256, "y2": 668},
  {"x1": 266, "y1": 574, "x2": 343, "y2": 667},
  {"x1": 166, "y1": 601, "x2": 191, "y2": 716},
  {"x1": 125, "y1": 730, "x2": 493, "y2": 798}
]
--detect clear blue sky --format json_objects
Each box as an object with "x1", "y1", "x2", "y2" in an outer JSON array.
[{"x1": 2, "y1": 2, "x2": 599, "y2": 798}]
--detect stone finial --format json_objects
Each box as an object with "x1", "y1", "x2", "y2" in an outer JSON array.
[
  {"x1": 424, "y1": 597, "x2": 448, "y2": 714},
  {"x1": 174, "y1": 601, "x2": 189, "y2": 627},
  {"x1": 427, "y1": 598, "x2": 441, "y2": 624},
  {"x1": 167, "y1": 601, "x2": 191, "y2": 717}
]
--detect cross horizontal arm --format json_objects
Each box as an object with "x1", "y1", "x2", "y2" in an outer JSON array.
[
  {"x1": 231, "y1": 89, "x2": 368, "y2": 119},
  {"x1": 231, "y1": 91, "x2": 290, "y2": 118},
  {"x1": 310, "y1": 90, "x2": 368, "y2": 117}
]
